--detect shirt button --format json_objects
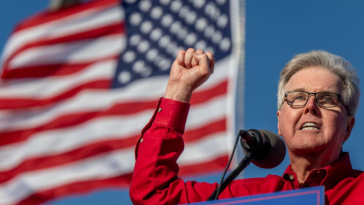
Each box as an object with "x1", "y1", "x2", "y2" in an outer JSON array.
[
  {"x1": 289, "y1": 175, "x2": 294, "y2": 180},
  {"x1": 158, "y1": 108, "x2": 162, "y2": 112}
]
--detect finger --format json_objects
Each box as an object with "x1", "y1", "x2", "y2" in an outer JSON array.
[
  {"x1": 192, "y1": 49, "x2": 204, "y2": 67},
  {"x1": 206, "y1": 51, "x2": 215, "y2": 73},
  {"x1": 176, "y1": 50, "x2": 186, "y2": 67},
  {"x1": 195, "y1": 49, "x2": 204, "y2": 54},
  {"x1": 193, "y1": 53, "x2": 210, "y2": 76},
  {"x1": 184, "y1": 48, "x2": 195, "y2": 69}
]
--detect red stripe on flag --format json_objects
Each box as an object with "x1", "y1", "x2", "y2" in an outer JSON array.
[
  {"x1": 0, "y1": 136, "x2": 140, "y2": 184},
  {"x1": 17, "y1": 155, "x2": 228, "y2": 205},
  {"x1": 0, "y1": 118, "x2": 226, "y2": 184},
  {"x1": 190, "y1": 80, "x2": 227, "y2": 104},
  {"x1": 17, "y1": 173, "x2": 132, "y2": 205},
  {"x1": 1, "y1": 56, "x2": 118, "y2": 79},
  {"x1": 2, "y1": 24, "x2": 123, "y2": 74},
  {"x1": 0, "y1": 81, "x2": 227, "y2": 146},
  {"x1": 0, "y1": 100, "x2": 158, "y2": 146},
  {"x1": 0, "y1": 79, "x2": 226, "y2": 110},
  {"x1": 14, "y1": 0, "x2": 119, "y2": 32},
  {"x1": 0, "y1": 79, "x2": 111, "y2": 110},
  {"x1": 183, "y1": 118, "x2": 226, "y2": 142}
]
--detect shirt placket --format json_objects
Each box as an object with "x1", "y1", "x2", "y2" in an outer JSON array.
[
  {"x1": 283, "y1": 172, "x2": 299, "y2": 189},
  {"x1": 302, "y1": 169, "x2": 326, "y2": 188}
]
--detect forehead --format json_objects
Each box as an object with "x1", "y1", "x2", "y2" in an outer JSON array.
[{"x1": 285, "y1": 67, "x2": 344, "y2": 93}]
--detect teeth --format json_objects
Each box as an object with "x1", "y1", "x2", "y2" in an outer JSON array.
[
  {"x1": 303, "y1": 122, "x2": 318, "y2": 127},
  {"x1": 301, "y1": 122, "x2": 320, "y2": 130},
  {"x1": 302, "y1": 127, "x2": 319, "y2": 130}
]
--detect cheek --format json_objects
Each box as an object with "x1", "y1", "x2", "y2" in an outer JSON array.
[
  {"x1": 324, "y1": 113, "x2": 347, "y2": 136},
  {"x1": 278, "y1": 107, "x2": 301, "y2": 135}
]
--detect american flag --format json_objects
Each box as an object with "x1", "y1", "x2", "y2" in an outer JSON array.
[{"x1": 0, "y1": 0, "x2": 241, "y2": 204}]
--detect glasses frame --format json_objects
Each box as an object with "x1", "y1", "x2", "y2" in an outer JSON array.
[{"x1": 284, "y1": 91, "x2": 345, "y2": 109}]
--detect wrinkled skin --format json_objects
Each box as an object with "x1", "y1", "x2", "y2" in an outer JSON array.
[{"x1": 277, "y1": 67, "x2": 355, "y2": 168}]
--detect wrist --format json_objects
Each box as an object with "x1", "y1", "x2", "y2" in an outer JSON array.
[{"x1": 164, "y1": 82, "x2": 192, "y2": 103}]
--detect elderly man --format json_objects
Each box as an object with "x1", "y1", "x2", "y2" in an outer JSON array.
[{"x1": 129, "y1": 49, "x2": 364, "y2": 204}]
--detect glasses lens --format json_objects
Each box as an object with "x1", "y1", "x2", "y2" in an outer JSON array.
[
  {"x1": 287, "y1": 92, "x2": 309, "y2": 107},
  {"x1": 316, "y1": 92, "x2": 339, "y2": 107}
]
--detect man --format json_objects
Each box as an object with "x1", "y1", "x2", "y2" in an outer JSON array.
[{"x1": 129, "y1": 49, "x2": 364, "y2": 204}]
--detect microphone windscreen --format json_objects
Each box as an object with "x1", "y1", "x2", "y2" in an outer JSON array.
[{"x1": 245, "y1": 130, "x2": 286, "y2": 169}]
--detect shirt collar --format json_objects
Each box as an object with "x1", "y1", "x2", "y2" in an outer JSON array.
[{"x1": 282, "y1": 152, "x2": 353, "y2": 190}]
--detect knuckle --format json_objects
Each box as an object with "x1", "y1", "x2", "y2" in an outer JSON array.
[{"x1": 201, "y1": 68, "x2": 210, "y2": 76}]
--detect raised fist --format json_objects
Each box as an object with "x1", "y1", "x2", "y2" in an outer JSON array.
[{"x1": 165, "y1": 48, "x2": 215, "y2": 103}]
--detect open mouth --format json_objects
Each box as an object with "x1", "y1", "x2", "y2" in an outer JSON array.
[{"x1": 300, "y1": 122, "x2": 320, "y2": 130}]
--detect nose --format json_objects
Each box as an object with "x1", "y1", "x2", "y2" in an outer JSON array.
[{"x1": 304, "y1": 94, "x2": 321, "y2": 115}]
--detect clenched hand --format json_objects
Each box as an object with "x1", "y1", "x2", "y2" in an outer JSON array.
[{"x1": 165, "y1": 48, "x2": 215, "y2": 103}]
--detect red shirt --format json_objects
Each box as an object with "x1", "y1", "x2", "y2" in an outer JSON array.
[{"x1": 129, "y1": 98, "x2": 364, "y2": 205}]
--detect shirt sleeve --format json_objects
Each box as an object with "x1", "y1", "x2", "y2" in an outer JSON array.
[{"x1": 129, "y1": 98, "x2": 220, "y2": 205}]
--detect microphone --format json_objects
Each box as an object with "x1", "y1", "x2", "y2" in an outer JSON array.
[
  {"x1": 207, "y1": 129, "x2": 286, "y2": 201},
  {"x1": 240, "y1": 129, "x2": 286, "y2": 169}
]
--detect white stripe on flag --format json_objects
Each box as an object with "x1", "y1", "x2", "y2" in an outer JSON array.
[
  {"x1": 0, "y1": 56, "x2": 231, "y2": 132},
  {"x1": 185, "y1": 95, "x2": 226, "y2": 129},
  {"x1": 9, "y1": 35, "x2": 125, "y2": 69},
  {"x1": 0, "y1": 148, "x2": 136, "y2": 205},
  {"x1": 178, "y1": 132, "x2": 228, "y2": 165},
  {"x1": 1, "y1": 4, "x2": 123, "y2": 64},
  {"x1": 0, "y1": 95, "x2": 226, "y2": 170},
  {"x1": 0, "y1": 130, "x2": 228, "y2": 205},
  {"x1": 0, "y1": 110, "x2": 152, "y2": 171},
  {"x1": 0, "y1": 60, "x2": 116, "y2": 97},
  {"x1": 47, "y1": 7, "x2": 124, "y2": 39}
]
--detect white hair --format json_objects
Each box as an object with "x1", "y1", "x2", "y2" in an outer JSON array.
[{"x1": 277, "y1": 50, "x2": 360, "y2": 116}]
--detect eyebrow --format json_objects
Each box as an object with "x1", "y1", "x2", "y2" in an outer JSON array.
[
  {"x1": 290, "y1": 88, "x2": 336, "y2": 93},
  {"x1": 291, "y1": 88, "x2": 307, "y2": 92}
]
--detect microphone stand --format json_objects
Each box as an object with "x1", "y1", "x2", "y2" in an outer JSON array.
[
  {"x1": 207, "y1": 129, "x2": 286, "y2": 201},
  {"x1": 207, "y1": 153, "x2": 252, "y2": 201}
]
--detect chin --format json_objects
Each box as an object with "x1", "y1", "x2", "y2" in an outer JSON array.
[
  {"x1": 288, "y1": 136, "x2": 326, "y2": 152},
  {"x1": 289, "y1": 143, "x2": 326, "y2": 155},
  {"x1": 294, "y1": 131, "x2": 324, "y2": 142}
]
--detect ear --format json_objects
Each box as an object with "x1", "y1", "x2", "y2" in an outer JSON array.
[
  {"x1": 277, "y1": 110, "x2": 282, "y2": 136},
  {"x1": 344, "y1": 116, "x2": 355, "y2": 142}
]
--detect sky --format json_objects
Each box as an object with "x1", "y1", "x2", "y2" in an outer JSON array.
[{"x1": 1, "y1": 0, "x2": 364, "y2": 205}]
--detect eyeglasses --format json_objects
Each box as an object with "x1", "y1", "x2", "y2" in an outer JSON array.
[{"x1": 285, "y1": 91, "x2": 344, "y2": 109}]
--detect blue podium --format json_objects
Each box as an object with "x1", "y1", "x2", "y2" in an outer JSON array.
[{"x1": 187, "y1": 186, "x2": 324, "y2": 205}]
